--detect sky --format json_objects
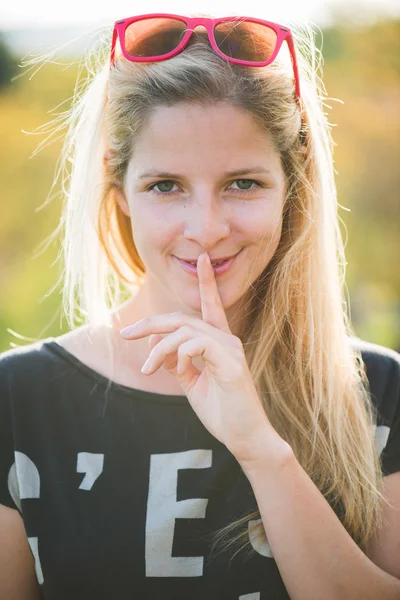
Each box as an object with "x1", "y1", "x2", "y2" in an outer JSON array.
[{"x1": 2, "y1": 0, "x2": 400, "y2": 30}]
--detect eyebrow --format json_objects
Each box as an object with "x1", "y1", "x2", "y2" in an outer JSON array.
[{"x1": 138, "y1": 167, "x2": 272, "y2": 179}]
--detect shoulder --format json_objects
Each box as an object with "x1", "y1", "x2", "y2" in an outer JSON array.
[
  {"x1": 348, "y1": 337, "x2": 400, "y2": 477},
  {"x1": 0, "y1": 339, "x2": 50, "y2": 378},
  {"x1": 349, "y1": 336, "x2": 400, "y2": 412},
  {"x1": 0, "y1": 325, "x2": 93, "y2": 381},
  {"x1": 0, "y1": 337, "x2": 77, "y2": 402},
  {"x1": 351, "y1": 335, "x2": 400, "y2": 370},
  {"x1": 0, "y1": 338, "x2": 57, "y2": 377},
  {"x1": 0, "y1": 326, "x2": 118, "y2": 406}
]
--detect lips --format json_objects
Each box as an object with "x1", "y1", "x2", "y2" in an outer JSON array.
[
  {"x1": 174, "y1": 249, "x2": 242, "y2": 278},
  {"x1": 179, "y1": 253, "x2": 238, "y2": 265}
]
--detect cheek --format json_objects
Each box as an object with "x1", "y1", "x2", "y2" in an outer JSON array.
[
  {"x1": 244, "y1": 207, "x2": 283, "y2": 246},
  {"x1": 244, "y1": 211, "x2": 283, "y2": 276},
  {"x1": 130, "y1": 208, "x2": 179, "y2": 255}
]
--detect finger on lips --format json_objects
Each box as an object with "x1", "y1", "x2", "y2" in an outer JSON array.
[{"x1": 119, "y1": 250, "x2": 230, "y2": 342}]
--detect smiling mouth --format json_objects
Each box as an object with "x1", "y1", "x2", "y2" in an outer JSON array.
[
  {"x1": 174, "y1": 249, "x2": 242, "y2": 277},
  {"x1": 182, "y1": 256, "x2": 236, "y2": 267},
  {"x1": 176, "y1": 251, "x2": 240, "y2": 266}
]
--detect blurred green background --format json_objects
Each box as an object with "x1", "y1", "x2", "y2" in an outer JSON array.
[{"x1": 0, "y1": 19, "x2": 399, "y2": 353}]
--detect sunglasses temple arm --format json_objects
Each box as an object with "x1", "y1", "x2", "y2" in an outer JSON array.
[
  {"x1": 109, "y1": 26, "x2": 118, "y2": 69},
  {"x1": 108, "y1": 23, "x2": 301, "y2": 108},
  {"x1": 286, "y1": 35, "x2": 301, "y2": 107}
]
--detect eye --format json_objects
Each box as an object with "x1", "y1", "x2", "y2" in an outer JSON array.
[
  {"x1": 229, "y1": 179, "x2": 264, "y2": 194},
  {"x1": 146, "y1": 178, "x2": 265, "y2": 196},
  {"x1": 147, "y1": 180, "x2": 178, "y2": 195}
]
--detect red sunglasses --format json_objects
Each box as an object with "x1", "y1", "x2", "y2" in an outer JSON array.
[{"x1": 110, "y1": 13, "x2": 301, "y2": 105}]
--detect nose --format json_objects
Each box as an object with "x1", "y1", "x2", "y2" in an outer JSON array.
[{"x1": 183, "y1": 194, "x2": 231, "y2": 248}]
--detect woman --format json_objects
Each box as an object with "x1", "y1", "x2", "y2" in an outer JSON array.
[{"x1": 0, "y1": 12, "x2": 399, "y2": 600}]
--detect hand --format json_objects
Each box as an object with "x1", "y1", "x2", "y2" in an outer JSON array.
[{"x1": 120, "y1": 252, "x2": 283, "y2": 463}]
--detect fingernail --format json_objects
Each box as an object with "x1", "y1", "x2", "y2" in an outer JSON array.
[
  {"x1": 120, "y1": 325, "x2": 136, "y2": 336},
  {"x1": 141, "y1": 359, "x2": 152, "y2": 374}
]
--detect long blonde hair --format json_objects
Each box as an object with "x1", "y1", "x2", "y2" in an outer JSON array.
[{"x1": 32, "y1": 14, "x2": 387, "y2": 558}]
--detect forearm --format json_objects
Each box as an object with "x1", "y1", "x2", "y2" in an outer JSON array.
[{"x1": 238, "y1": 433, "x2": 400, "y2": 600}]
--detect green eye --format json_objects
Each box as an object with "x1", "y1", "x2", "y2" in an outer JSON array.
[
  {"x1": 146, "y1": 178, "x2": 264, "y2": 196},
  {"x1": 230, "y1": 179, "x2": 264, "y2": 194},
  {"x1": 234, "y1": 179, "x2": 257, "y2": 191},
  {"x1": 148, "y1": 181, "x2": 177, "y2": 194}
]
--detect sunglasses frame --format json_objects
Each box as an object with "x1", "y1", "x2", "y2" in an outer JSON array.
[{"x1": 110, "y1": 13, "x2": 301, "y2": 104}]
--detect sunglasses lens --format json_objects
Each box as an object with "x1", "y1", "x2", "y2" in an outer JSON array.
[
  {"x1": 123, "y1": 17, "x2": 278, "y2": 63},
  {"x1": 214, "y1": 20, "x2": 278, "y2": 62},
  {"x1": 124, "y1": 18, "x2": 187, "y2": 58}
]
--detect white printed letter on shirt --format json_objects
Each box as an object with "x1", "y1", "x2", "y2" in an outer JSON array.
[{"x1": 146, "y1": 449, "x2": 212, "y2": 577}]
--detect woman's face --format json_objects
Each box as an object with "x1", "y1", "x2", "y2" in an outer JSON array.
[{"x1": 116, "y1": 101, "x2": 286, "y2": 328}]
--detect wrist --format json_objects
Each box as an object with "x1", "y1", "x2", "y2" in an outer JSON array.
[{"x1": 236, "y1": 428, "x2": 295, "y2": 476}]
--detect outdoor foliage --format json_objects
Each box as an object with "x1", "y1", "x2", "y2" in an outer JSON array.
[
  {"x1": 0, "y1": 33, "x2": 19, "y2": 90},
  {"x1": 0, "y1": 20, "x2": 399, "y2": 351}
]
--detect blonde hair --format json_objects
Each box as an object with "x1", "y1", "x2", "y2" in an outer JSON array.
[{"x1": 32, "y1": 14, "x2": 387, "y2": 558}]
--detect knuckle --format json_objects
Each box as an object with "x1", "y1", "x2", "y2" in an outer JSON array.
[
  {"x1": 180, "y1": 325, "x2": 192, "y2": 336},
  {"x1": 232, "y1": 338, "x2": 246, "y2": 360},
  {"x1": 173, "y1": 310, "x2": 185, "y2": 319},
  {"x1": 231, "y1": 334, "x2": 244, "y2": 349},
  {"x1": 178, "y1": 344, "x2": 189, "y2": 360}
]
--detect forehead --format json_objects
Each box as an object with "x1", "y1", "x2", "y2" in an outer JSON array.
[{"x1": 128, "y1": 102, "x2": 281, "y2": 177}]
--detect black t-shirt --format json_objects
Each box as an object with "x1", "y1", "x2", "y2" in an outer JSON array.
[{"x1": 0, "y1": 336, "x2": 399, "y2": 600}]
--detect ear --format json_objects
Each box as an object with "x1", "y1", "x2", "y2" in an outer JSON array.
[
  {"x1": 113, "y1": 186, "x2": 130, "y2": 217},
  {"x1": 299, "y1": 143, "x2": 309, "y2": 160},
  {"x1": 103, "y1": 149, "x2": 113, "y2": 164}
]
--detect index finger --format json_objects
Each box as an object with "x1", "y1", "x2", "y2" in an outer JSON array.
[{"x1": 198, "y1": 252, "x2": 231, "y2": 332}]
